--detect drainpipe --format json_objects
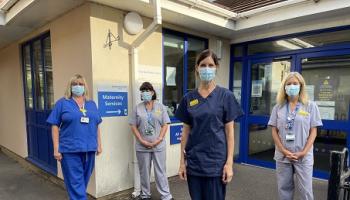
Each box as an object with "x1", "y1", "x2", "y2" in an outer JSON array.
[
  {"x1": 129, "y1": 0, "x2": 162, "y2": 197},
  {"x1": 237, "y1": 0, "x2": 312, "y2": 18}
]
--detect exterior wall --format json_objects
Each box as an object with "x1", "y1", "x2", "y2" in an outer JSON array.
[
  {"x1": 89, "y1": 3, "x2": 134, "y2": 197},
  {"x1": 0, "y1": 2, "x2": 95, "y2": 195},
  {"x1": 0, "y1": 43, "x2": 27, "y2": 157}
]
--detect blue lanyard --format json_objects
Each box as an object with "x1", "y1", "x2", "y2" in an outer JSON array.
[
  {"x1": 145, "y1": 106, "x2": 153, "y2": 124},
  {"x1": 286, "y1": 102, "x2": 300, "y2": 130}
]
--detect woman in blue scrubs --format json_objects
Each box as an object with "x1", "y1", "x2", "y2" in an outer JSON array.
[
  {"x1": 47, "y1": 74, "x2": 102, "y2": 200},
  {"x1": 176, "y1": 49, "x2": 243, "y2": 200},
  {"x1": 268, "y1": 72, "x2": 322, "y2": 200}
]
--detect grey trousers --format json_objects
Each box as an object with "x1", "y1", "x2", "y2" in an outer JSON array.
[
  {"x1": 136, "y1": 150, "x2": 172, "y2": 200},
  {"x1": 276, "y1": 162, "x2": 314, "y2": 200}
]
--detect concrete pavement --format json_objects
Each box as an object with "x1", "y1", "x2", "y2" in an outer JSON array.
[{"x1": 0, "y1": 151, "x2": 328, "y2": 200}]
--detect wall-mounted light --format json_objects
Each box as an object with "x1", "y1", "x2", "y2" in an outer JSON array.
[{"x1": 124, "y1": 12, "x2": 143, "y2": 35}]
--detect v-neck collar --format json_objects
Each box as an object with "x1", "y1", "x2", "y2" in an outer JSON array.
[{"x1": 196, "y1": 85, "x2": 218, "y2": 99}]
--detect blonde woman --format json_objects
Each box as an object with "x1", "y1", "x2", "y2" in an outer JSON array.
[
  {"x1": 268, "y1": 72, "x2": 322, "y2": 200},
  {"x1": 46, "y1": 74, "x2": 102, "y2": 200}
]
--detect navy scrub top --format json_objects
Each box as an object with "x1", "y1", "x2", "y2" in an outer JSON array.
[
  {"x1": 46, "y1": 97, "x2": 102, "y2": 153},
  {"x1": 175, "y1": 86, "x2": 243, "y2": 177}
]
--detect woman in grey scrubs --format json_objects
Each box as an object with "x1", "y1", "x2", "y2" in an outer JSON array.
[
  {"x1": 268, "y1": 72, "x2": 322, "y2": 200},
  {"x1": 129, "y1": 82, "x2": 173, "y2": 200}
]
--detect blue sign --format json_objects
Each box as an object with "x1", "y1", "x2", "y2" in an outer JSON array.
[
  {"x1": 98, "y1": 91, "x2": 128, "y2": 117},
  {"x1": 170, "y1": 124, "x2": 183, "y2": 145}
]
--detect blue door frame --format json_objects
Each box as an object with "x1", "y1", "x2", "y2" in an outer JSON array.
[
  {"x1": 233, "y1": 40, "x2": 350, "y2": 179},
  {"x1": 21, "y1": 32, "x2": 57, "y2": 175}
]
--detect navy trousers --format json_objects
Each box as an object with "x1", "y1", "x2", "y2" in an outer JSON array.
[
  {"x1": 61, "y1": 152, "x2": 95, "y2": 200},
  {"x1": 187, "y1": 174, "x2": 226, "y2": 200}
]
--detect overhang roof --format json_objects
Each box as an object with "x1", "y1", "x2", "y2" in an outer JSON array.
[{"x1": 211, "y1": 0, "x2": 286, "y2": 13}]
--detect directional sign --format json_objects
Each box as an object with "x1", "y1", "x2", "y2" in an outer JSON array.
[
  {"x1": 98, "y1": 91, "x2": 128, "y2": 117},
  {"x1": 170, "y1": 124, "x2": 183, "y2": 145}
]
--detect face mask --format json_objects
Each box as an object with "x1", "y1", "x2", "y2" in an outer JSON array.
[
  {"x1": 72, "y1": 85, "x2": 85, "y2": 96},
  {"x1": 141, "y1": 91, "x2": 152, "y2": 102},
  {"x1": 285, "y1": 84, "x2": 300, "y2": 98},
  {"x1": 199, "y1": 67, "x2": 216, "y2": 82}
]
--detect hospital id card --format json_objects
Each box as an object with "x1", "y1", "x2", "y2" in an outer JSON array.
[
  {"x1": 286, "y1": 132, "x2": 295, "y2": 141},
  {"x1": 80, "y1": 117, "x2": 90, "y2": 124}
]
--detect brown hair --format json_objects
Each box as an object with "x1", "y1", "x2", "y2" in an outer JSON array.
[
  {"x1": 195, "y1": 49, "x2": 219, "y2": 77},
  {"x1": 139, "y1": 82, "x2": 157, "y2": 100}
]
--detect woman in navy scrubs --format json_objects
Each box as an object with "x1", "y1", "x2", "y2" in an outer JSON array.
[
  {"x1": 176, "y1": 49, "x2": 243, "y2": 200},
  {"x1": 47, "y1": 74, "x2": 102, "y2": 200}
]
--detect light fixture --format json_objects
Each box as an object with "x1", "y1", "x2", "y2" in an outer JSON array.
[
  {"x1": 276, "y1": 40, "x2": 301, "y2": 50},
  {"x1": 124, "y1": 12, "x2": 143, "y2": 35},
  {"x1": 290, "y1": 38, "x2": 314, "y2": 48},
  {"x1": 163, "y1": 41, "x2": 184, "y2": 49}
]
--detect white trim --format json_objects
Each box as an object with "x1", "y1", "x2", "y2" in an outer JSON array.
[
  {"x1": 175, "y1": 0, "x2": 237, "y2": 19},
  {"x1": 237, "y1": 0, "x2": 311, "y2": 18},
  {"x1": 0, "y1": 0, "x2": 18, "y2": 12}
]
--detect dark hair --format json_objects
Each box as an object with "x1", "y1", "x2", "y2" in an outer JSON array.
[
  {"x1": 139, "y1": 82, "x2": 157, "y2": 100},
  {"x1": 195, "y1": 49, "x2": 219, "y2": 77},
  {"x1": 196, "y1": 49, "x2": 219, "y2": 66}
]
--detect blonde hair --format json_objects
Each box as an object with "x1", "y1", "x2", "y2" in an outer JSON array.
[
  {"x1": 64, "y1": 74, "x2": 90, "y2": 100},
  {"x1": 276, "y1": 72, "x2": 308, "y2": 105}
]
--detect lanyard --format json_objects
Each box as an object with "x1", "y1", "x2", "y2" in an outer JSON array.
[
  {"x1": 285, "y1": 102, "x2": 300, "y2": 130},
  {"x1": 80, "y1": 103, "x2": 87, "y2": 116}
]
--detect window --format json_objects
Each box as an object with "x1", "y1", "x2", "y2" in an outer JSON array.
[
  {"x1": 248, "y1": 29, "x2": 350, "y2": 55},
  {"x1": 22, "y1": 33, "x2": 54, "y2": 110},
  {"x1": 302, "y1": 55, "x2": 350, "y2": 120},
  {"x1": 163, "y1": 30, "x2": 207, "y2": 118}
]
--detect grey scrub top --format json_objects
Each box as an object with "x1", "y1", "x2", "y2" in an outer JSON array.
[
  {"x1": 268, "y1": 101, "x2": 322, "y2": 164},
  {"x1": 129, "y1": 101, "x2": 171, "y2": 152}
]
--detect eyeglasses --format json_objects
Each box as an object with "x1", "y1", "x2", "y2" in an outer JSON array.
[{"x1": 71, "y1": 82, "x2": 85, "y2": 86}]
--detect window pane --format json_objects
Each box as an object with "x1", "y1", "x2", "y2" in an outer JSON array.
[
  {"x1": 33, "y1": 40, "x2": 44, "y2": 110},
  {"x1": 24, "y1": 45, "x2": 33, "y2": 109},
  {"x1": 43, "y1": 36, "x2": 54, "y2": 109},
  {"x1": 314, "y1": 129, "x2": 347, "y2": 172},
  {"x1": 234, "y1": 46, "x2": 243, "y2": 57},
  {"x1": 248, "y1": 124, "x2": 274, "y2": 162},
  {"x1": 163, "y1": 34, "x2": 184, "y2": 117},
  {"x1": 233, "y1": 62, "x2": 242, "y2": 104},
  {"x1": 187, "y1": 38, "x2": 206, "y2": 92},
  {"x1": 250, "y1": 60, "x2": 291, "y2": 115},
  {"x1": 248, "y1": 29, "x2": 350, "y2": 55},
  {"x1": 302, "y1": 55, "x2": 350, "y2": 120}
]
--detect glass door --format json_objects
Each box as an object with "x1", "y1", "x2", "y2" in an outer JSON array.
[
  {"x1": 298, "y1": 51, "x2": 350, "y2": 178},
  {"x1": 245, "y1": 57, "x2": 291, "y2": 166}
]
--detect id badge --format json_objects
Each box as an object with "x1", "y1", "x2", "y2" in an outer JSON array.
[
  {"x1": 80, "y1": 117, "x2": 89, "y2": 124},
  {"x1": 286, "y1": 132, "x2": 295, "y2": 141}
]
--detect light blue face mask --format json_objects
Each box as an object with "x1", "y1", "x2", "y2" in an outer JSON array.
[
  {"x1": 141, "y1": 91, "x2": 152, "y2": 102},
  {"x1": 199, "y1": 67, "x2": 216, "y2": 82},
  {"x1": 72, "y1": 85, "x2": 85, "y2": 96},
  {"x1": 285, "y1": 84, "x2": 300, "y2": 98}
]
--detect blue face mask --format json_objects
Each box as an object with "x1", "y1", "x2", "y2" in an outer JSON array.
[
  {"x1": 285, "y1": 84, "x2": 300, "y2": 98},
  {"x1": 199, "y1": 67, "x2": 216, "y2": 82},
  {"x1": 72, "y1": 85, "x2": 85, "y2": 96},
  {"x1": 141, "y1": 91, "x2": 152, "y2": 102}
]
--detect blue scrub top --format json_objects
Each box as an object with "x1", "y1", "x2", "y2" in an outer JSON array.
[
  {"x1": 46, "y1": 97, "x2": 102, "y2": 153},
  {"x1": 175, "y1": 86, "x2": 243, "y2": 177}
]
